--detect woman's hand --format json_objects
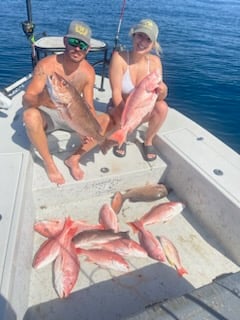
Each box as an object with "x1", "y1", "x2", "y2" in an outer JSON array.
[{"x1": 156, "y1": 81, "x2": 168, "y2": 100}]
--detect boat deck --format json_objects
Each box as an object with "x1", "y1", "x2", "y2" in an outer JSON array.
[
  {"x1": 1, "y1": 75, "x2": 240, "y2": 320},
  {"x1": 26, "y1": 153, "x2": 239, "y2": 319},
  {"x1": 25, "y1": 125, "x2": 238, "y2": 319}
]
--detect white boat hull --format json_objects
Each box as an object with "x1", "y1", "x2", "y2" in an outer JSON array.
[{"x1": 0, "y1": 75, "x2": 239, "y2": 320}]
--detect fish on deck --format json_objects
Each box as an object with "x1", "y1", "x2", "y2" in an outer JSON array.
[
  {"x1": 76, "y1": 248, "x2": 130, "y2": 273},
  {"x1": 72, "y1": 229, "x2": 130, "y2": 249},
  {"x1": 127, "y1": 220, "x2": 166, "y2": 262},
  {"x1": 99, "y1": 203, "x2": 119, "y2": 232},
  {"x1": 111, "y1": 183, "x2": 169, "y2": 214},
  {"x1": 134, "y1": 201, "x2": 185, "y2": 227},
  {"x1": 160, "y1": 235, "x2": 188, "y2": 277}
]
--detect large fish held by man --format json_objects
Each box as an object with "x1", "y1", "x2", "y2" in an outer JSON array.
[
  {"x1": 47, "y1": 72, "x2": 105, "y2": 143},
  {"x1": 105, "y1": 69, "x2": 162, "y2": 148}
]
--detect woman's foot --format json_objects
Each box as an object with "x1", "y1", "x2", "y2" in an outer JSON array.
[{"x1": 142, "y1": 144, "x2": 157, "y2": 161}]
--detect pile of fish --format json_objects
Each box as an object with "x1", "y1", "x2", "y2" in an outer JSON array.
[{"x1": 32, "y1": 183, "x2": 187, "y2": 299}]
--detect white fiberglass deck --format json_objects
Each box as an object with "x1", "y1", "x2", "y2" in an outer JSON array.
[
  {"x1": 25, "y1": 130, "x2": 239, "y2": 319},
  {"x1": 26, "y1": 181, "x2": 239, "y2": 319},
  {"x1": 1, "y1": 74, "x2": 240, "y2": 320}
]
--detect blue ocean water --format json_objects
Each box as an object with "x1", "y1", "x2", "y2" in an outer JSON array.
[{"x1": 0, "y1": 0, "x2": 239, "y2": 152}]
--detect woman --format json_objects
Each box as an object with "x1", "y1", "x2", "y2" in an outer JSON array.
[{"x1": 108, "y1": 19, "x2": 168, "y2": 160}]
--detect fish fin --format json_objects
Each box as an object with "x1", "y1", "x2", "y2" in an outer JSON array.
[
  {"x1": 111, "y1": 192, "x2": 124, "y2": 214},
  {"x1": 75, "y1": 248, "x2": 82, "y2": 255}
]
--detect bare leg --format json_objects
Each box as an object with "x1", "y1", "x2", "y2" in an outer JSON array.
[
  {"x1": 144, "y1": 100, "x2": 168, "y2": 159},
  {"x1": 23, "y1": 108, "x2": 65, "y2": 184},
  {"x1": 65, "y1": 113, "x2": 113, "y2": 180}
]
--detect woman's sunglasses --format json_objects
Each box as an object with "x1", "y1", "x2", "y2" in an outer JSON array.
[{"x1": 67, "y1": 38, "x2": 89, "y2": 51}]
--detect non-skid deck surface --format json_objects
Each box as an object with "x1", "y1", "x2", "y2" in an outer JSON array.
[
  {"x1": 25, "y1": 124, "x2": 239, "y2": 320},
  {"x1": 25, "y1": 189, "x2": 239, "y2": 320},
  {"x1": 32, "y1": 129, "x2": 167, "y2": 208}
]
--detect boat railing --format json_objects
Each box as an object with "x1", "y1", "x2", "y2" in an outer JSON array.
[{"x1": 33, "y1": 36, "x2": 109, "y2": 91}]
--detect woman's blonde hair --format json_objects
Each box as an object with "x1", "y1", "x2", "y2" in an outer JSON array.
[{"x1": 152, "y1": 41, "x2": 162, "y2": 56}]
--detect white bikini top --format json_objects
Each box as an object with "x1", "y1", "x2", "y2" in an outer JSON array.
[{"x1": 122, "y1": 51, "x2": 150, "y2": 95}]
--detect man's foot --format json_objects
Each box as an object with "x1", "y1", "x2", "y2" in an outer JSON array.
[
  {"x1": 113, "y1": 143, "x2": 127, "y2": 158},
  {"x1": 44, "y1": 163, "x2": 65, "y2": 185},
  {"x1": 142, "y1": 144, "x2": 157, "y2": 162},
  {"x1": 64, "y1": 158, "x2": 84, "y2": 181}
]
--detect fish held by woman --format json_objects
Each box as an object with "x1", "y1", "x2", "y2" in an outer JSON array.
[{"x1": 103, "y1": 69, "x2": 162, "y2": 150}]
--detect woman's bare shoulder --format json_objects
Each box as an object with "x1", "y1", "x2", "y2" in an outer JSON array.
[
  {"x1": 112, "y1": 50, "x2": 128, "y2": 64},
  {"x1": 149, "y1": 53, "x2": 161, "y2": 63},
  {"x1": 148, "y1": 53, "x2": 162, "y2": 70}
]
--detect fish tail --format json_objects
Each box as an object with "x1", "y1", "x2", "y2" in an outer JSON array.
[
  {"x1": 111, "y1": 191, "x2": 124, "y2": 214},
  {"x1": 126, "y1": 220, "x2": 142, "y2": 233},
  {"x1": 109, "y1": 129, "x2": 126, "y2": 147},
  {"x1": 176, "y1": 266, "x2": 188, "y2": 277}
]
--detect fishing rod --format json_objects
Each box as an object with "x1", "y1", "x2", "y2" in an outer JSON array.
[
  {"x1": 114, "y1": 0, "x2": 127, "y2": 52},
  {"x1": 21, "y1": 0, "x2": 37, "y2": 68}
]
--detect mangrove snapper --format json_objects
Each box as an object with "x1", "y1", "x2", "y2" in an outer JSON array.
[{"x1": 111, "y1": 183, "x2": 169, "y2": 214}]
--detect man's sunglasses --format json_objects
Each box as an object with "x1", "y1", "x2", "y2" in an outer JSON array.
[{"x1": 67, "y1": 38, "x2": 89, "y2": 51}]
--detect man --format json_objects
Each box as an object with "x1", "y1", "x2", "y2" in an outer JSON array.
[{"x1": 22, "y1": 20, "x2": 110, "y2": 185}]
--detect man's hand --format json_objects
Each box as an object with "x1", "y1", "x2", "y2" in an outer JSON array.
[
  {"x1": 38, "y1": 88, "x2": 56, "y2": 108},
  {"x1": 82, "y1": 135, "x2": 94, "y2": 144}
]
